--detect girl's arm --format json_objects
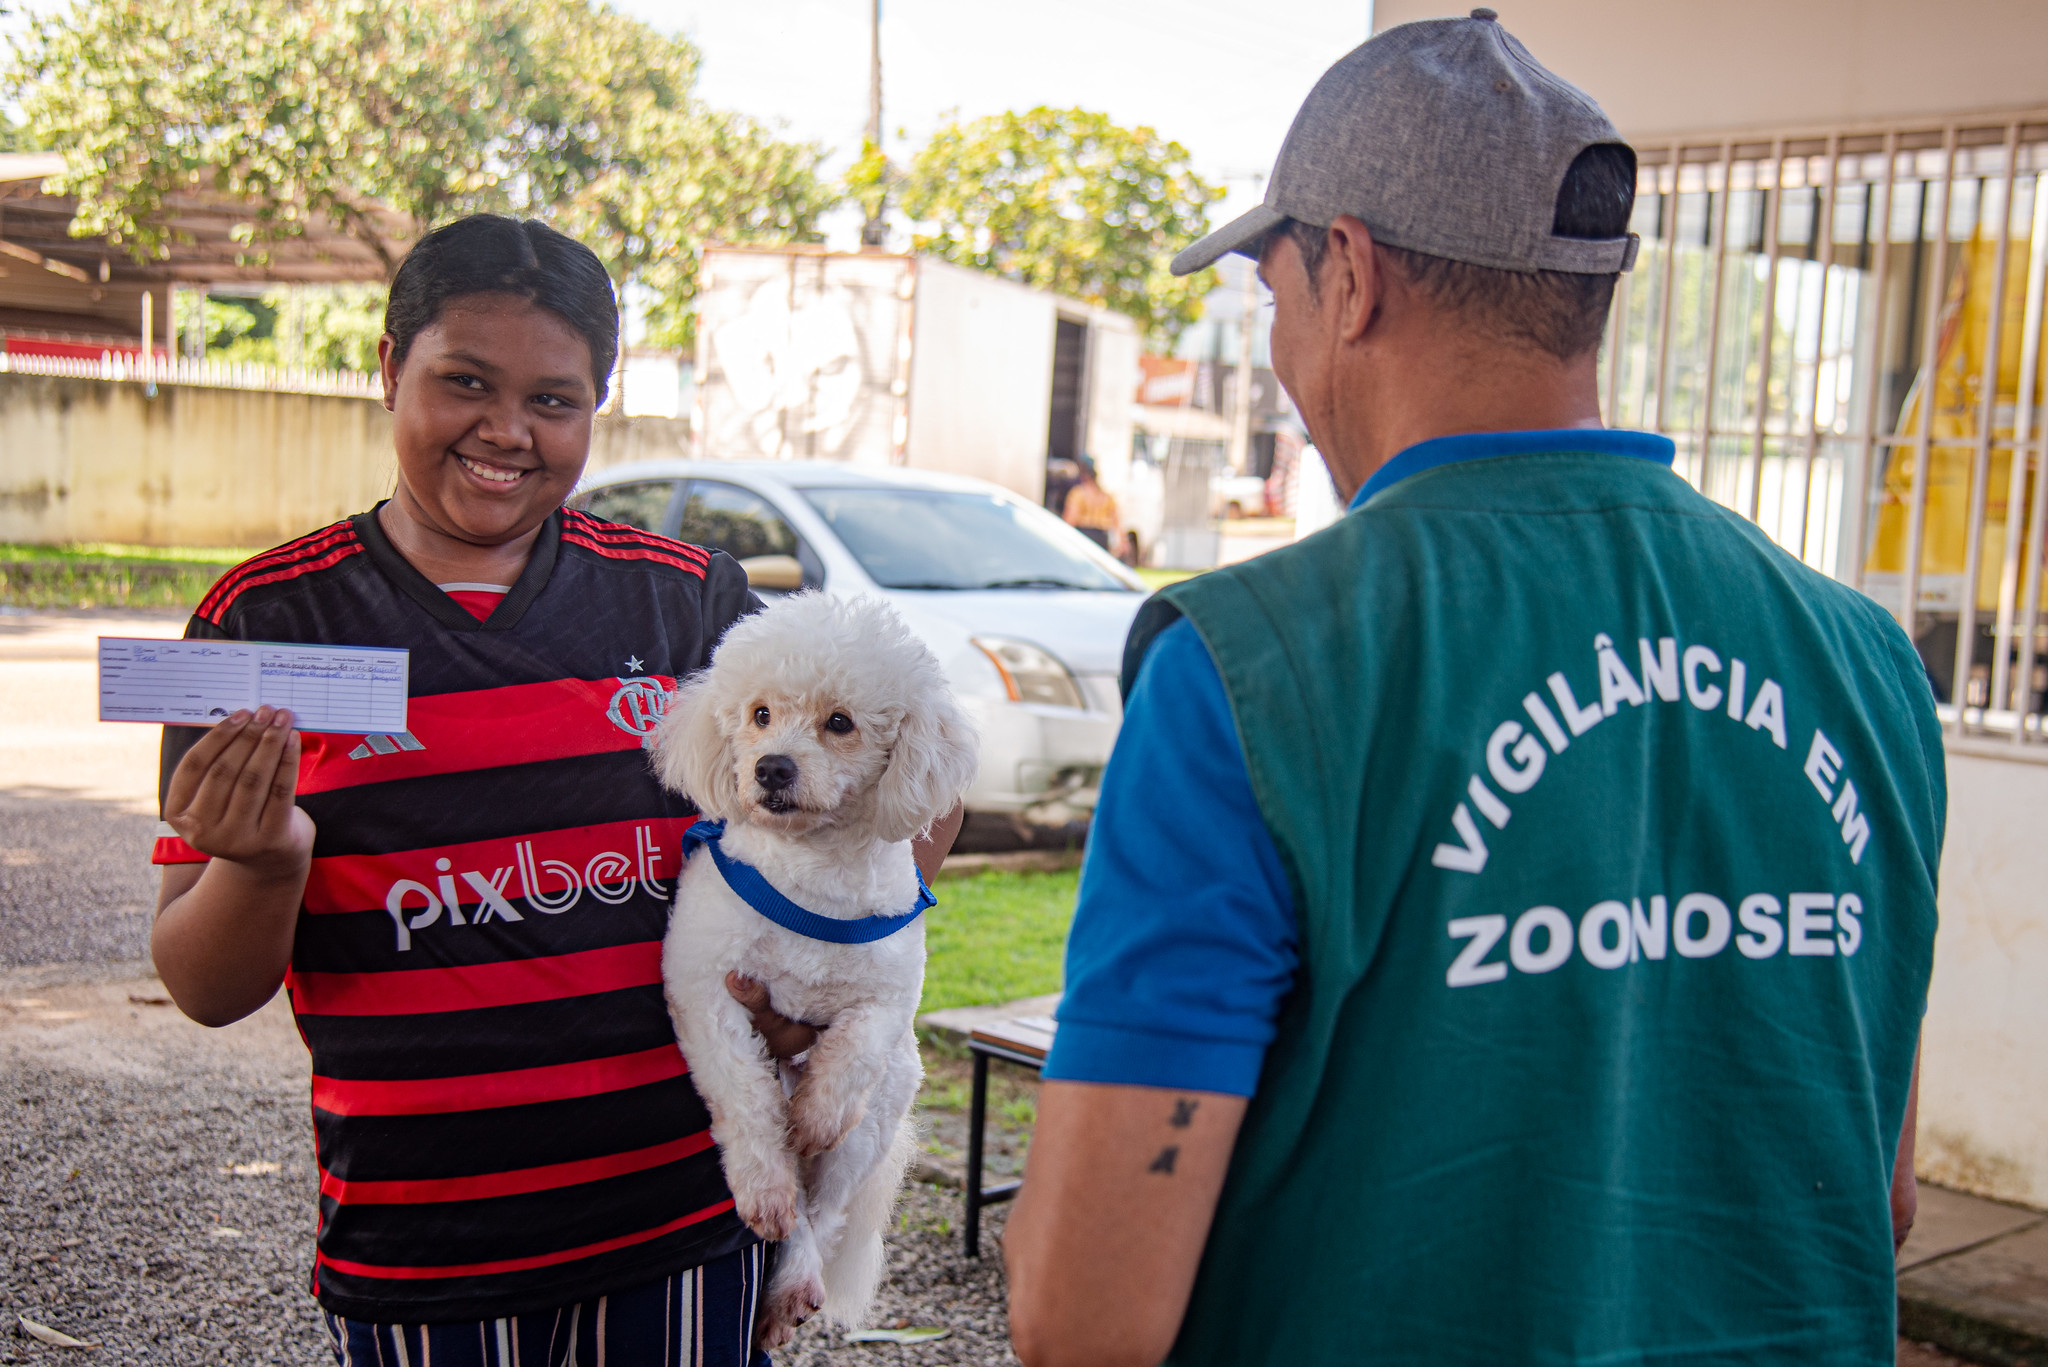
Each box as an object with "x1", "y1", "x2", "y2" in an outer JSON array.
[{"x1": 152, "y1": 707, "x2": 314, "y2": 1027}]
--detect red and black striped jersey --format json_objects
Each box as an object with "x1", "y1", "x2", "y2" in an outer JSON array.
[{"x1": 156, "y1": 504, "x2": 759, "y2": 1323}]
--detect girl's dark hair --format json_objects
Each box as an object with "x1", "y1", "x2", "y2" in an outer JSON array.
[{"x1": 384, "y1": 215, "x2": 619, "y2": 401}]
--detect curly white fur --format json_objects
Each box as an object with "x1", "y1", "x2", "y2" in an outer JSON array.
[{"x1": 651, "y1": 593, "x2": 977, "y2": 1349}]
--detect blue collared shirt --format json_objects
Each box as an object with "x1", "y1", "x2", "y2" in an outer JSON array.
[{"x1": 1042, "y1": 429, "x2": 1676, "y2": 1096}]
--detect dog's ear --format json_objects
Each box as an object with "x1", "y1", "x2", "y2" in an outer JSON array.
[
  {"x1": 648, "y1": 673, "x2": 740, "y2": 821},
  {"x1": 872, "y1": 687, "x2": 979, "y2": 844}
]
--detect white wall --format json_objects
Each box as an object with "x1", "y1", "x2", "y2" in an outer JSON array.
[
  {"x1": 693, "y1": 247, "x2": 913, "y2": 466},
  {"x1": 1083, "y1": 311, "x2": 1141, "y2": 510},
  {"x1": 1372, "y1": 0, "x2": 2048, "y2": 138},
  {"x1": 903, "y1": 258, "x2": 1057, "y2": 504},
  {"x1": 1918, "y1": 747, "x2": 2048, "y2": 1208},
  {"x1": 0, "y1": 373, "x2": 394, "y2": 548}
]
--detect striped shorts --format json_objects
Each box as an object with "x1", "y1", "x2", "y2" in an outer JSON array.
[{"x1": 323, "y1": 1244, "x2": 773, "y2": 1367}]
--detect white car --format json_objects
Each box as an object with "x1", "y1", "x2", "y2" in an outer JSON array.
[{"x1": 568, "y1": 461, "x2": 1150, "y2": 834}]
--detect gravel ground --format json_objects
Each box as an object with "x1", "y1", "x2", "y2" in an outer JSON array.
[
  {"x1": 775, "y1": 1183, "x2": 1018, "y2": 1367},
  {"x1": 1, "y1": 1058, "x2": 324, "y2": 1365},
  {"x1": 0, "y1": 975, "x2": 1026, "y2": 1367},
  {"x1": 0, "y1": 609, "x2": 179, "y2": 971},
  {"x1": 0, "y1": 1041, "x2": 1014, "y2": 1367},
  {"x1": 0, "y1": 790, "x2": 158, "y2": 969},
  {"x1": 0, "y1": 979, "x2": 324, "y2": 1366}
]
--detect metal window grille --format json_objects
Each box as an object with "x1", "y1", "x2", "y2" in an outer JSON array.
[{"x1": 1601, "y1": 112, "x2": 2048, "y2": 751}]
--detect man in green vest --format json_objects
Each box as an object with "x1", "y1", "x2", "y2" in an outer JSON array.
[{"x1": 1005, "y1": 12, "x2": 1942, "y2": 1367}]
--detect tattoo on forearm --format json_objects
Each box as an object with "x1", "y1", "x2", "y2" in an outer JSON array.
[
  {"x1": 1170, "y1": 1098, "x2": 1199, "y2": 1128},
  {"x1": 1149, "y1": 1145, "x2": 1180, "y2": 1175}
]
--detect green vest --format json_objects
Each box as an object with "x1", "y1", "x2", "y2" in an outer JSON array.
[{"x1": 1131, "y1": 449, "x2": 1943, "y2": 1366}]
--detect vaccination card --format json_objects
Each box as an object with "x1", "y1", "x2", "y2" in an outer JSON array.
[{"x1": 98, "y1": 637, "x2": 409, "y2": 734}]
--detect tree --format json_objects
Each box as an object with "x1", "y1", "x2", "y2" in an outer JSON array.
[
  {"x1": 7, "y1": 0, "x2": 834, "y2": 347},
  {"x1": 0, "y1": 110, "x2": 43, "y2": 152},
  {"x1": 198, "y1": 285, "x2": 387, "y2": 371},
  {"x1": 898, "y1": 107, "x2": 1224, "y2": 349}
]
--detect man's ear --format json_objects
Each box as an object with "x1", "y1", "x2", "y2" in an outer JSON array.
[
  {"x1": 1325, "y1": 214, "x2": 1384, "y2": 345},
  {"x1": 648, "y1": 674, "x2": 740, "y2": 821}
]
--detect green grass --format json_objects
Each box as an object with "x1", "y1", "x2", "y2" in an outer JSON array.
[
  {"x1": 920, "y1": 867, "x2": 1079, "y2": 1013},
  {"x1": 0, "y1": 542, "x2": 260, "y2": 566},
  {"x1": 0, "y1": 542, "x2": 258, "y2": 610},
  {"x1": 1135, "y1": 567, "x2": 1200, "y2": 591}
]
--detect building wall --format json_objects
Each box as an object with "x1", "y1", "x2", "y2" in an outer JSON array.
[
  {"x1": 1919, "y1": 747, "x2": 2048, "y2": 1207},
  {"x1": 903, "y1": 258, "x2": 1058, "y2": 504},
  {"x1": 1371, "y1": 0, "x2": 2048, "y2": 138},
  {"x1": 0, "y1": 373, "x2": 396, "y2": 548},
  {"x1": 1081, "y1": 308, "x2": 1141, "y2": 509},
  {"x1": 0, "y1": 374, "x2": 696, "y2": 548},
  {"x1": 692, "y1": 247, "x2": 913, "y2": 466},
  {"x1": 588, "y1": 412, "x2": 692, "y2": 475}
]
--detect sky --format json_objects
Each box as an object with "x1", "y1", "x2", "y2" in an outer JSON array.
[
  {"x1": 2, "y1": 0, "x2": 1379, "y2": 298},
  {"x1": 622, "y1": 0, "x2": 1379, "y2": 248}
]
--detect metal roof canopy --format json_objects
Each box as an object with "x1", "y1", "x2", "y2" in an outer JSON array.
[
  {"x1": 0, "y1": 153, "x2": 405, "y2": 288},
  {"x1": 1370, "y1": 0, "x2": 2048, "y2": 142}
]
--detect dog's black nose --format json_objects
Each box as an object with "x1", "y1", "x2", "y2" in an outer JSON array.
[{"x1": 755, "y1": 754, "x2": 798, "y2": 791}]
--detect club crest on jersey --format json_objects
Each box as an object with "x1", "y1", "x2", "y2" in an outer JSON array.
[
  {"x1": 382, "y1": 824, "x2": 670, "y2": 951},
  {"x1": 607, "y1": 678, "x2": 670, "y2": 736}
]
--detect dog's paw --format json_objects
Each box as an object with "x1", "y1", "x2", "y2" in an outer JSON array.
[
  {"x1": 756, "y1": 1274, "x2": 824, "y2": 1349},
  {"x1": 788, "y1": 1083, "x2": 869, "y2": 1158},
  {"x1": 731, "y1": 1171, "x2": 802, "y2": 1241}
]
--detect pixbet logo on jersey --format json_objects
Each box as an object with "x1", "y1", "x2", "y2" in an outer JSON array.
[{"x1": 381, "y1": 823, "x2": 672, "y2": 951}]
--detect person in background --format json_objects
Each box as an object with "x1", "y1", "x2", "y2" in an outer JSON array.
[
  {"x1": 1061, "y1": 456, "x2": 1122, "y2": 553},
  {"x1": 1005, "y1": 12, "x2": 1938, "y2": 1367}
]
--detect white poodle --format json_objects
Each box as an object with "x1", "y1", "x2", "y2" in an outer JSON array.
[{"x1": 650, "y1": 592, "x2": 978, "y2": 1347}]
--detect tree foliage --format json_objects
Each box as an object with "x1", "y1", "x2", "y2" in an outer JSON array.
[
  {"x1": 7, "y1": 0, "x2": 835, "y2": 347},
  {"x1": 0, "y1": 110, "x2": 44, "y2": 151},
  {"x1": 899, "y1": 107, "x2": 1224, "y2": 348},
  {"x1": 199, "y1": 285, "x2": 388, "y2": 371}
]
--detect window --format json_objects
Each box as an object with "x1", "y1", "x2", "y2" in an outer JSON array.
[
  {"x1": 677, "y1": 481, "x2": 802, "y2": 562},
  {"x1": 575, "y1": 480, "x2": 677, "y2": 533},
  {"x1": 800, "y1": 487, "x2": 1142, "y2": 592},
  {"x1": 1601, "y1": 121, "x2": 2048, "y2": 725}
]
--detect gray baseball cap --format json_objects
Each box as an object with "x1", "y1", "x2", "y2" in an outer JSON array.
[{"x1": 1172, "y1": 8, "x2": 1638, "y2": 277}]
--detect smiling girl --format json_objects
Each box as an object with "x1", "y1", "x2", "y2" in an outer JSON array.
[{"x1": 147, "y1": 216, "x2": 951, "y2": 1364}]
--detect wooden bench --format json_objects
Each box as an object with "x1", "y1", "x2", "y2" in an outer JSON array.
[{"x1": 963, "y1": 1013, "x2": 1057, "y2": 1258}]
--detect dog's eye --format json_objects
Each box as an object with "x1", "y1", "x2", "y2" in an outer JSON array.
[
  {"x1": 753, "y1": 706, "x2": 770, "y2": 727},
  {"x1": 826, "y1": 712, "x2": 854, "y2": 735}
]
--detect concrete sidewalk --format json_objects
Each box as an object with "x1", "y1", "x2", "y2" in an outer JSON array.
[{"x1": 1899, "y1": 1183, "x2": 2048, "y2": 1365}]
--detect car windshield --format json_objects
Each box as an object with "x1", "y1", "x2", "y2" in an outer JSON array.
[{"x1": 800, "y1": 487, "x2": 1142, "y2": 592}]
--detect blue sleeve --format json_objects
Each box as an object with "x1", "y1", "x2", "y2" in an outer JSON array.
[{"x1": 1042, "y1": 616, "x2": 1299, "y2": 1097}]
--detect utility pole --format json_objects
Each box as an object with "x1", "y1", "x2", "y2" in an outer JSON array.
[
  {"x1": 1227, "y1": 171, "x2": 1264, "y2": 476},
  {"x1": 859, "y1": 0, "x2": 887, "y2": 248},
  {"x1": 1228, "y1": 256, "x2": 1256, "y2": 475}
]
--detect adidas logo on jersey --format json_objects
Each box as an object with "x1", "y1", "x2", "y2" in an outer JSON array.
[{"x1": 349, "y1": 732, "x2": 425, "y2": 759}]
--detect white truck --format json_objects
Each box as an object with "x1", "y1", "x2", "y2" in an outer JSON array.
[{"x1": 691, "y1": 246, "x2": 1144, "y2": 538}]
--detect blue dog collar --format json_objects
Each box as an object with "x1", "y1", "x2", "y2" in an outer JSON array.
[{"x1": 679, "y1": 819, "x2": 935, "y2": 944}]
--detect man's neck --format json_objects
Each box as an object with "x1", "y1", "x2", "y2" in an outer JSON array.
[{"x1": 1320, "y1": 338, "x2": 1604, "y2": 502}]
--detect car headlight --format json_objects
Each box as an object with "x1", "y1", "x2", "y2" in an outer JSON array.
[{"x1": 971, "y1": 636, "x2": 1086, "y2": 709}]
